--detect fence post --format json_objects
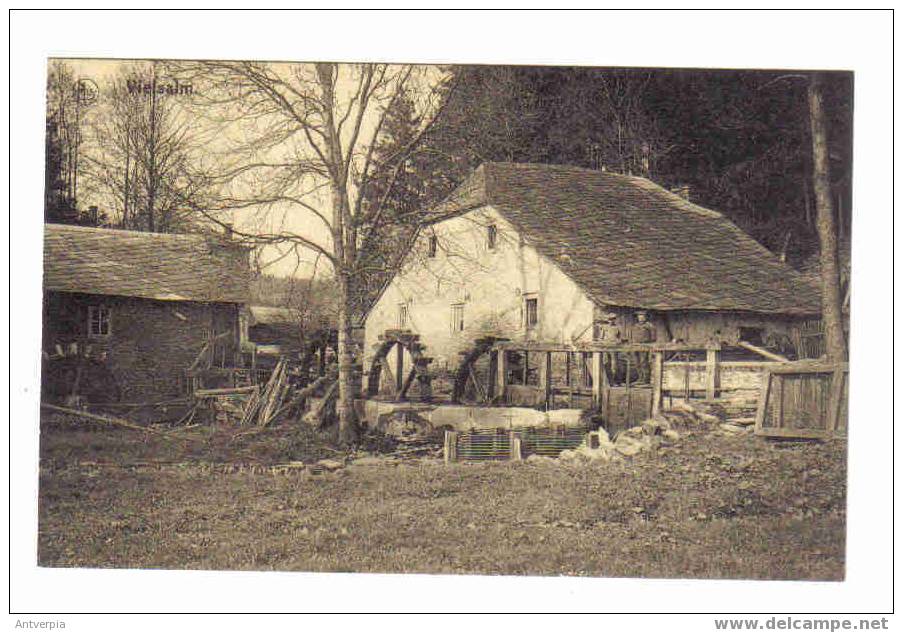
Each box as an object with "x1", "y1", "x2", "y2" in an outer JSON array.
[
  {"x1": 443, "y1": 430, "x2": 458, "y2": 464},
  {"x1": 705, "y1": 347, "x2": 721, "y2": 400},
  {"x1": 509, "y1": 431, "x2": 522, "y2": 461},
  {"x1": 542, "y1": 352, "x2": 553, "y2": 408},
  {"x1": 591, "y1": 351, "x2": 604, "y2": 410},
  {"x1": 496, "y1": 350, "x2": 507, "y2": 402}
]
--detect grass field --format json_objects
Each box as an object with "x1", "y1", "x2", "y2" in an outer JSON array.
[{"x1": 37, "y1": 417, "x2": 846, "y2": 579}]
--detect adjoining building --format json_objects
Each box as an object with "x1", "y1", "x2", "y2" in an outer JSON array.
[{"x1": 42, "y1": 223, "x2": 250, "y2": 403}]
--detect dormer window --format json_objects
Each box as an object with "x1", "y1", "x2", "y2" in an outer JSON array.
[
  {"x1": 487, "y1": 224, "x2": 497, "y2": 250},
  {"x1": 428, "y1": 235, "x2": 438, "y2": 258}
]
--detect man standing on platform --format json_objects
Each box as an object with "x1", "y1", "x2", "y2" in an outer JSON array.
[
  {"x1": 629, "y1": 310, "x2": 657, "y2": 383},
  {"x1": 594, "y1": 312, "x2": 622, "y2": 380}
]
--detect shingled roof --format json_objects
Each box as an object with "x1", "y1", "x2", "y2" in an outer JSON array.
[
  {"x1": 43, "y1": 224, "x2": 250, "y2": 304},
  {"x1": 429, "y1": 162, "x2": 821, "y2": 316}
]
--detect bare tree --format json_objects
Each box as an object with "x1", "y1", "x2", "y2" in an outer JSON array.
[
  {"x1": 45, "y1": 61, "x2": 82, "y2": 223},
  {"x1": 84, "y1": 63, "x2": 208, "y2": 232},
  {"x1": 807, "y1": 74, "x2": 847, "y2": 361},
  {"x1": 171, "y1": 61, "x2": 451, "y2": 443}
]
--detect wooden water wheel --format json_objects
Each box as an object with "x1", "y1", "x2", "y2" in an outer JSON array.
[
  {"x1": 41, "y1": 341, "x2": 120, "y2": 405},
  {"x1": 451, "y1": 336, "x2": 508, "y2": 404},
  {"x1": 297, "y1": 328, "x2": 338, "y2": 386},
  {"x1": 366, "y1": 329, "x2": 433, "y2": 401}
]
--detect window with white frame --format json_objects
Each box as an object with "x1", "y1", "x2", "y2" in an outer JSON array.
[
  {"x1": 451, "y1": 303, "x2": 465, "y2": 333},
  {"x1": 87, "y1": 305, "x2": 111, "y2": 338}
]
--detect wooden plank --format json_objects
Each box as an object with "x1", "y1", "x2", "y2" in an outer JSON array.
[
  {"x1": 194, "y1": 386, "x2": 258, "y2": 397},
  {"x1": 443, "y1": 430, "x2": 458, "y2": 464},
  {"x1": 769, "y1": 360, "x2": 848, "y2": 375},
  {"x1": 775, "y1": 374, "x2": 785, "y2": 431},
  {"x1": 492, "y1": 340, "x2": 721, "y2": 353},
  {"x1": 826, "y1": 368, "x2": 846, "y2": 435},
  {"x1": 753, "y1": 370, "x2": 773, "y2": 433},
  {"x1": 755, "y1": 426, "x2": 829, "y2": 440}
]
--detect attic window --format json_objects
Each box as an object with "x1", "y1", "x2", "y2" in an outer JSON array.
[
  {"x1": 87, "y1": 305, "x2": 111, "y2": 338},
  {"x1": 487, "y1": 224, "x2": 497, "y2": 250},
  {"x1": 428, "y1": 235, "x2": 438, "y2": 258}
]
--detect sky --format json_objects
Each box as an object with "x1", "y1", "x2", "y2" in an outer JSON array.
[{"x1": 52, "y1": 58, "x2": 446, "y2": 279}]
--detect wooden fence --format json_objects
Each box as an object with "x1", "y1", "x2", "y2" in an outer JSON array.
[{"x1": 754, "y1": 361, "x2": 848, "y2": 439}]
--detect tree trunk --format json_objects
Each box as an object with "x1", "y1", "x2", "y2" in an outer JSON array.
[
  {"x1": 336, "y1": 273, "x2": 359, "y2": 444},
  {"x1": 808, "y1": 74, "x2": 847, "y2": 361}
]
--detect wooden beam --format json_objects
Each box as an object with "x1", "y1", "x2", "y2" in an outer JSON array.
[
  {"x1": 737, "y1": 340, "x2": 790, "y2": 363},
  {"x1": 398, "y1": 367, "x2": 417, "y2": 400},
  {"x1": 41, "y1": 403, "x2": 178, "y2": 437},
  {"x1": 395, "y1": 341, "x2": 404, "y2": 394},
  {"x1": 705, "y1": 348, "x2": 721, "y2": 400}
]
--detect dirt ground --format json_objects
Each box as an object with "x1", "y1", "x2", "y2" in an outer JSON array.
[{"x1": 37, "y1": 415, "x2": 846, "y2": 580}]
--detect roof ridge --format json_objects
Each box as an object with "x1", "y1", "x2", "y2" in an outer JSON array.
[{"x1": 45, "y1": 223, "x2": 211, "y2": 242}]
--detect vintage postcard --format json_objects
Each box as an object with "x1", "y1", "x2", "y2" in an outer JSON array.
[{"x1": 36, "y1": 56, "x2": 852, "y2": 584}]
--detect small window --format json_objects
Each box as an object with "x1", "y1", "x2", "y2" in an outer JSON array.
[
  {"x1": 487, "y1": 224, "x2": 497, "y2": 250},
  {"x1": 524, "y1": 296, "x2": 538, "y2": 329},
  {"x1": 428, "y1": 235, "x2": 438, "y2": 258},
  {"x1": 397, "y1": 304, "x2": 408, "y2": 329},
  {"x1": 451, "y1": 304, "x2": 465, "y2": 332},
  {"x1": 87, "y1": 305, "x2": 111, "y2": 338}
]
